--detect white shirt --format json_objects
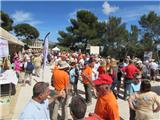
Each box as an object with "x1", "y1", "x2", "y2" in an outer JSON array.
[
  {"x1": 149, "y1": 62, "x2": 158, "y2": 70},
  {"x1": 92, "y1": 68, "x2": 99, "y2": 81},
  {"x1": 79, "y1": 59, "x2": 84, "y2": 69},
  {"x1": 94, "y1": 63, "x2": 100, "y2": 71}
]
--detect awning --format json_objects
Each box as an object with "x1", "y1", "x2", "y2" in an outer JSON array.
[{"x1": 0, "y1": 27, "x2": 24, "y2": 46}]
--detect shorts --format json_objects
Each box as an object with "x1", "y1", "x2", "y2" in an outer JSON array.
[
  {"x1": 26, "y1": 70, "x2": 33, "y2": 74},
  {"x1": 19, "y1": 71, "x2": 25, "y2": 80}
]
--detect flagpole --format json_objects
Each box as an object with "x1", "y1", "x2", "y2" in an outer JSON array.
[{"x1": 42, "y1": 32, "x2": 50, "y2": 81}]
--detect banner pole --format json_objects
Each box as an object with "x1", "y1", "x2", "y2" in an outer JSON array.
[{"x1": 42, "y1": 32, "x2": 50, "y2": 81}]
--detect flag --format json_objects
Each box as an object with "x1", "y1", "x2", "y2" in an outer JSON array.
[{"x1": 43, "y1": 32, "x2": 50, "y2": 69}]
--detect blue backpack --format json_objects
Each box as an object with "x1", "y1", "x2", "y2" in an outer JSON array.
[{"x1": 26, "y1": 62, "x2": 34, "y2": 71}]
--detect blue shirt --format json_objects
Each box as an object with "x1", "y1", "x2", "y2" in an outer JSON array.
[
  {"x1": 131, "y1": 82, "x2": 141, "y2": 94},
  {"x1": 69, "y1": 68, "x2": 76, "y2": 83},
  {"x1": 19, "y1": 99, "x2": 50, "y2": 120}
]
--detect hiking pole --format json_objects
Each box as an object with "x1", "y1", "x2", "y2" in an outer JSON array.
[{"x1": 81, "y1": 72, "x2": 97, "y2": 97}]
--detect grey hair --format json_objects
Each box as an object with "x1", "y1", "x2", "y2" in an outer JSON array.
[{"x1": 33, "y1": 82, "x2": 49, "y2": 97}]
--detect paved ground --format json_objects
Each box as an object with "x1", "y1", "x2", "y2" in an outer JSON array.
[{"x1": 0, "y1": 64, "x2": 160, "y2": 120}]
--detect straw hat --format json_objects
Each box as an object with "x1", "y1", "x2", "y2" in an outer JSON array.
[
  {"x1": 137, "y1": 60, "x2": 142, "y2": 64},
  {"x1": 70, "y1": 58, "x2": 77, "y2": 63},
  {"x1": 110, "y1": 58, "x2": 118, "y2": 67},
  {"x1": 58, "y1": 61, "x2": 70, "y2": 69}
]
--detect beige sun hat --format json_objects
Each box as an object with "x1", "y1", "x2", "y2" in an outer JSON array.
[
  {"x1": 70, "y1": 58, "x2": 77, "y2": 63},
  {"x1": 110, "y1": 58, "x2": 118, "y2": 67},
  {"x1": 137, "y1": 60, "x2": 142, "y2": 64}
]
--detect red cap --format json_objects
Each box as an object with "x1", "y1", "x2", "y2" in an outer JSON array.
[{"x1": 93, "y1": 74, "x2": 113, "y2": 85}]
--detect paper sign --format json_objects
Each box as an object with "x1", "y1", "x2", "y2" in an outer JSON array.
[
  {"x1": 0, "y1": 38, "x2": 9, "y2": 57},
  {"x1": 90, "y1": 46, "x2": 99, "y2": 55}
]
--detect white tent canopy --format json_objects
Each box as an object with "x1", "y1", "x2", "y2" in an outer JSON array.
[{"x1": 52, "y1": 47, "x2": 60, "y2": 51}]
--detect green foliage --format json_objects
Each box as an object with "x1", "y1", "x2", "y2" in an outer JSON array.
[
  {"x1": 139, "y1": 11, "x2": 160, "y2": 59},
  {"x1": 139, "y1": 11, "x2": 160, "y2": 41},
  {"x1": 57, "y1": 10, "x2": 159, "y2": 59},
  {"x1": 58, "y1": 10, "x2": 106, "y2": 52},
  {"x1": 126, "y1": 25, "x2": 140, "y2": 57},
  {"x1": 14, "y1": 23, "x2": 39, "y2": 43},
  {"x1": 103, "y1": 16, "x2": 129, "y2": 58},
  {"x1": 0, "y1": 11, "x2": 13, "y2": 31},
  {"x1": 57, "y1": 45, "x2": 70, "y2": 52}
]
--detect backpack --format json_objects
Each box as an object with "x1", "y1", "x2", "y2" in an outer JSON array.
[{"x1": 26, "y1": 62, "x2": 34, "y2": 72}]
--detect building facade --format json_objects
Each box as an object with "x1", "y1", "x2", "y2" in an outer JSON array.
[{"x1": 29, "y1": 39, "x2": 43, "y2": 52}]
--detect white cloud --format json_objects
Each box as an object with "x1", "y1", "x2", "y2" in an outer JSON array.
[
  {"x1": 12, "y1": 11, "x2": 32, "y2": 22},
  {"x1": 69, "y1": 8, "x2": 90, "y2": 19},
  {"x1": 121, "y1": 4, "x2": 160, "y2": 22},
  {"x1": 102, "y1": 1, "x2": 119, "y2": 15},
  {"x1": 11, "y1": 11, "x2": 42, "y2": 26},
  {"x1": 68, "y1": 8, "x2": 91, "y2": 24}
]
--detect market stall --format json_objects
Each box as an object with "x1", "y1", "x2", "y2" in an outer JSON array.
[
  {"x1": 0, "y1": 27, "x2": 24, "y2": 96},
  {"x1": 0, "y1": 69, "x2": 18, "y2": 96}
]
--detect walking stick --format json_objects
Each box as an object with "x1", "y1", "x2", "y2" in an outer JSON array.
[{"x1": 81, "y1": 72, "x2": 97, "y2": 97}]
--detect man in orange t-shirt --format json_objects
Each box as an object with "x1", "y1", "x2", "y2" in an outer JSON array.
[
  {"x1": 93, "y1": 74, "x2": 120, "y2": 120},
  {"x1": 52, "y1": 60, "x2": 70, "y2": 120},
  {"x1": 53, "y1": 67, "x2": 69, "y2": 91},
  {"x1": 81, "y1": 60, "x2": 94, "y2": 105}
]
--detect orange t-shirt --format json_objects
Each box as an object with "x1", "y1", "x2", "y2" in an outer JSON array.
[
  {"x1": 82, "y1": 66, "x2": 92, "y2": 84},
  {"x1": 95, "y1": 91, "x2": 120, "y2": 120},
  {"x1": 53, "y1": 69, "x2": 69, "y2": 91}
]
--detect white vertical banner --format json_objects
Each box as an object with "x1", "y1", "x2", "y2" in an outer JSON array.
[
  {"x1": 42, "y1": 32, "x2": 50, "y2": 81},
  {"x1": 0, "y1": 38, "x2": 9, "y2": 58}
]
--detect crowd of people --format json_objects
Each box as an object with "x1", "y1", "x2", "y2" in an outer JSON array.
[
  {"x1": 0, "y1": 50, "x2": 42, "y2": 86},
  {"x1": 0, "y1": 50, "x2": 160, "y2": 120}
]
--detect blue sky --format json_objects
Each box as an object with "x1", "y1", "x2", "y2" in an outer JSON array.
[{"x1": 1, "y1": 1, "x2": 160, "y2": 42}]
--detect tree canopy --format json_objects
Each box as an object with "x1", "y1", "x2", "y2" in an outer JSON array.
[
  {"x1": 58, "y1": 10, "x2": 106, "y2": 52},
  {"x1": 58, "y1": 10, "x2": 160, "y2": 59},
  {"x1": 0, "y1": 11, "x2": 13, "y2": 31},
  {"x1": 102, "y1": 16, "x2": 128, "y2": 57},
  {"x1": 1, "y1": 11, "x2": 40, "y2": 45},
  {"x1": 14, "y1": 23, "x2": 40, "y2": 44},
  {"x1": 139, "y1": 11, "x2": 160, "y2": 58}
]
